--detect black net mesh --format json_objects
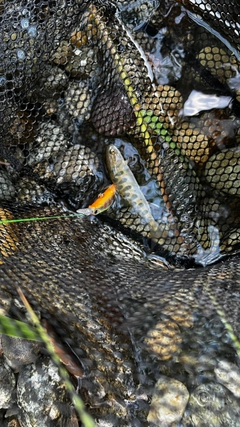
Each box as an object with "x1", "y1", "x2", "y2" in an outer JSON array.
[{"x1": 0, "y1": 0, "x2": 240, "y2": 425}]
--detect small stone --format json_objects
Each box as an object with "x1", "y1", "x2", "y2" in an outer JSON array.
[
  {"x1": 2, "y1": 336, "x2": 42, "y2": 371},
  {"x1": 214, "y1": 360, "x2": 240, "y2": 398},
  {"x1": 0, "y1": 170, "x2": 16, "y2": 201},
  {"x1": 144, "y1": 320, "x2": 182, "y2": 361},
  {"x1": 46, "y1": 144, "x2": 100, "y2": 185},
  {"x1": 182, "y1": 382, "x2": 240, "y2": 427},
  {"x1": 49, "y1": 404, "x2": 60, "y2": 420},
  {"x1": 27, "y1": 122, "x2": 68, "y2": 166},
  {"x1": 65, "y1": 80, "x2": 92, "y2": 124},
  {"x1": 147, "y1": 375, "x2": 189, "y2": 426},
  {"x1": 17, "y1": 356, "x2": 71, "y2": 427},
  {"x1": 3, "y1": 417, "x2": 20, "y2": 427},
  {"x1": 0, "y1": 357, "x2": 16, "y2": 408}
]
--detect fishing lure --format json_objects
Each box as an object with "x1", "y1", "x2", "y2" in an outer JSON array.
[{"x1": 77, "y1": 183, "x2": 116, "y2": 216}]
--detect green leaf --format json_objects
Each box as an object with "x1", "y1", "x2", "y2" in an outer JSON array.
[{"x1": 0, "y1": 314, "x2": 43, "y2": 341}]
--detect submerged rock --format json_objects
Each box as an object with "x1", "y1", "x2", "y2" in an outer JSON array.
[
  {"x1": 182, "y1": 382, "x2": 240, "y2": 427},
  {"x1": 147, "y1": 375, "x2": 189, "y2": 426},
  {"x1": 214, "y1": 360, "x2": 240, "y2": 398},
  {"x1": 2, "y1": 336, "x2": 42, "y2": 371}
]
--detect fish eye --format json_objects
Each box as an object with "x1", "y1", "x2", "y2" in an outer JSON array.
[{"x1": 109, "y1": 146, "x2": 115, "y2": 155}]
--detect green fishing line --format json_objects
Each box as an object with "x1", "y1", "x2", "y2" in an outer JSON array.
[{"x1": 0, "y1": 213, "x2": 84, "y2": 224}]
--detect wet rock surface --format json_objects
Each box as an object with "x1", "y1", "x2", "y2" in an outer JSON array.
[
  {"x1": 0, "y1": 357, "x2": 15, "y2": 409},
  {"x1": 0, "y1": 337, "x2": 76, "y2": 427},
  {"x1": 15, "y1": 356, "x2": 72, "y2": 427},
  {"x1": 1, "y1": 336, "x2": 42, "y2": 371},
  {"x1": 214, "y1": 360, "x2": 240, "y2": 399},
  {"x1": 181, "y1": 382, "x2": 240, "y2": 427},
  {"x1": 147, "y1": 375, "x2": 189, "y2": 426}
]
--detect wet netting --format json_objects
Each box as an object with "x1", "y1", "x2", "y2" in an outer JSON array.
[{"x1": 0, "y1": 0, "x2": 240, "y2": 425}]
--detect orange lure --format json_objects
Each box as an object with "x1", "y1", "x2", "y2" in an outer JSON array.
[
  {"x1": 89, "y1": 183, "x2": 116, "y2": 214},
  {"x1": 77, "y1": 184, "x2": 116, "y2": 216}
]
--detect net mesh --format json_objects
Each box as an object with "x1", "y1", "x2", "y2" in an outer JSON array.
[{"x1": 0, "y1": 0, "x2": 240, "y2": 425}]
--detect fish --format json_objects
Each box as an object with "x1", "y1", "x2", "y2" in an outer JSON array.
[
  {"x1": 77, "y1": 184, "x2": 116, "y2": 216},
  {"x1": 182, "y1": 382, "x2": 240, "y2": 427},
  {"x1": 105, "y1": 144, "x2": 161, "y2": 237}
]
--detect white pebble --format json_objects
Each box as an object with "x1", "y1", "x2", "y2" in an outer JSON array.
[
  {"x1": 147, "y1": 375, "x2": 189, "y2": 426},
  {"x1": 215, "y1": 360, "x2": 240, "y2": 398}
]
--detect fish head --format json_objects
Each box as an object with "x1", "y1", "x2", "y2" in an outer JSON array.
[{"x1": 106, "y1": 144, "x2": 123, "y2": 170}]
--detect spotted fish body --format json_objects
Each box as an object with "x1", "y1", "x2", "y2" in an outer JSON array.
[{"x1": 106, "y1": 145, "x2": 160, "y2": 236}]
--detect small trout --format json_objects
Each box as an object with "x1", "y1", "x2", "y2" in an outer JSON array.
[{"x1": 106, "y1": 145, "x2": 160, "y2": 237}]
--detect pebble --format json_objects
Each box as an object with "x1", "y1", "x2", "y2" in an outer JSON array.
[
  {"x1": 27, "y1": 122, "x2": 68, "y2": 166},
  {"x1": 17, "y1": 356, "x2": 71, "y2": 427},
  {"x1": 182, "y1": 381, "x2": 240, "y2": 427},
  {"x1": 214, "y1": 360, "x2": 240, "y2": 398},
  {"x1": 144, "y1": 320, "x2": 182, "y2": 361},
  {"x1": 0, "y1": 357, "x2": 15, "y2": 409},
  {"x1": 2, "y1": 336, "x2": 42, "y2": 371},
  {"x1": 160, "y1": 291, "x2": 195, "y2": 328},
  {"x1": 16, "y1": 177, "x2": 54, "y2": 205},
  {"x1": 43, "y1": 144, "x2": 100, "y2": 185},
  {"x1": 65, "y1": 80, "x2": 93, "y2": 124},
  {"x1": 204, "y1": 147, "x2": 240, "y2": 196},
  {"x1": 147, "y1": 375, "x2": 189, "y2": 426},
  {"x1": 0, "y1": 170, "x2": 16, "y2": 201},
  {"x1": 2, "y1": 417, "x2": 20, "y2": 427}
]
